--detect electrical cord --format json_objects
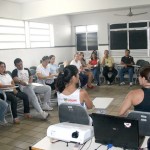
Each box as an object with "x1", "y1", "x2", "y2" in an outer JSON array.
[
  {"x1": 85, "y1": 139, "x2": 92, "y2": 150},
  {"x1": 94, "y1": 144, "x2": 102, "y2": 150}
]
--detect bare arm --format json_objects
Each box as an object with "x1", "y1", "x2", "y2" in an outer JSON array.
[
  {"x1": 119, "y1": 91, "x2": 133, "y2": 116},
  {"x1": 101, "y1": 57, "x2": 105, "y2": 65},
  {"x1": 36, "y1": 72, "x2": 55, "y2": 80},
  {"x1": 29, "y1": 76, "x2": 33, "y2": 83},
  {"x1": 13, "y1": 77, "x2": 28, "y2": 86},
  {"x1": 0, "y1": 80, "x2": 14, "y2": 88},
  {"x1": 119, "y1": 90, "x2": 143, "y2": 116},
  {"x1": 80, "y1": 89, "x2": 93, "y2": 109}
]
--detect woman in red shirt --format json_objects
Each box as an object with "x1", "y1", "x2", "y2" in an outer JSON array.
[{"x1": 89, "y1": 53, "x2": 100, "y2": 86}]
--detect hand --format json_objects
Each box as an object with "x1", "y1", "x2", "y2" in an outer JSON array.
[
  {"x1": 13, "y1": 89, "x2": 18, "y2": 95},
  {"x1": 124, "y1": 64, "x2": 127, "y2": 68},
  {"x1": 21, "y1": 81, "x2": 28, "y2": 86}
]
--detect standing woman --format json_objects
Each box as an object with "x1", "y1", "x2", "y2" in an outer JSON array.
[
  {"x1": 89, "y1": 53, "x2": 100, "y2": 86},
  {"x1": 0, "y1": 61, "x2": 31, "y2": 123}
]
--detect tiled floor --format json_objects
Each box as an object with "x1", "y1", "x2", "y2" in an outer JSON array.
[{"x1": 0, "y1": 84, "x2": 140, "y2": 150}]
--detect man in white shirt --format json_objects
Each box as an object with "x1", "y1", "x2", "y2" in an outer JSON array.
[{"x1": 12, "y1": 58, "x2": 52, "y2": 119}]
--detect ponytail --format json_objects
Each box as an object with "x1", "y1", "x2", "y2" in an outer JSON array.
[{"x1": 56, "y1": 65, "x2": 78, "y2": 93}]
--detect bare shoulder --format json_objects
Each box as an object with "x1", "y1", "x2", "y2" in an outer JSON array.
[
  {"x1": 128, "y1": 89, "x2": 143, "y2": 96},
  {"x1": 127, "y1": 89, "x2": 144, "y2": 105},
  {"x1": 80, "y1": 89, "x2": 88, "y2": 96}
]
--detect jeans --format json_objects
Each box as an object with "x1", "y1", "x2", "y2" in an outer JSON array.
[
  {"x1": 0, "y1": 91, "x2": 30, "y2": 118},
  {"x1": 91, "y1": 67, "x2": 100, "y2": 84},
  {"x1": 22, "y1": 84, "x2": 51, "y2": 112},
  {"x1": 79, "y1": 73, "x2": 88, "y2": 87},
  {"x1": 119, "y1": 67, "x2": 134, "y2": 83},
  {"x1": 103, "y1": 66, "x2": 118, "y2": 83},
  {"x1": 0, "y1": 99, "x2": 8, "y2": 122}
]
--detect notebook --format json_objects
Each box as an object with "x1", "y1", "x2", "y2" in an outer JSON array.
[{"x1": 92, "y1": 113, "x2": 144, "y2": 149}]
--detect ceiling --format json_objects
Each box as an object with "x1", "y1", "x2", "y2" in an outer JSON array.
[{"x1": 2, "y1": 0, "x2": 44, "y2": 3}]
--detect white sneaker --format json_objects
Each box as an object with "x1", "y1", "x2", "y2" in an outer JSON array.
[
  {"x1": 40, "y1": 111, "x2": 49, "y2": 119},
  {"x1": 129, "y1": 82, "x2": 133, "y2": 86},
  {"x1": 42, "y1": 103, "x2": 53, "y2": 111},
  {"x1": 120, "y1": 82, "x2": 125, "y2": 85},
  {"x1": 107, "y1": 81, "x2": 110, "y2": 85}
]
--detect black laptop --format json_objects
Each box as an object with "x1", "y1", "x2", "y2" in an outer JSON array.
[{"x1": 92, "y1": 113, "x2": 144, "y2": 149}]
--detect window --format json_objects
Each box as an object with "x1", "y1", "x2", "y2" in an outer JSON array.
[
  {"x1": 75, "y1": 25, "x2": 98, "y2": 51},
  {"x1": 29, "y1": 22, "x2": 51, "y2": 48},
  {"x1": 0, "y1": 18, "x2": 54, "y2": 49},
  {"x1": 0, "y1": 18, "x2": 25, "y2": 49},
  {"x1": 109, "y1": 22, "x2": 148, "y2": 50}
]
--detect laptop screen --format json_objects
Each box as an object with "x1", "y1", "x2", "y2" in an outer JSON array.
[{"x1": 92, "y1": 113, "x2": 140, "y2": 149}]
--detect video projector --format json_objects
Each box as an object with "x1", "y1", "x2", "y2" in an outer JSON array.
[{"x1": 47, "y1": 122, "x2": 94, "y2": 144}]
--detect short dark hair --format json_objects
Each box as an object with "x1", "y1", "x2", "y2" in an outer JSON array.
[
  {"x1": 42, "y1": 56, "x2": 49, "y2": 61},
  {"x1": 49, "y1": 55, "x2": 55, "y2": 60},
  {"x1": 125, "y1": 49, "x2": 130, "y2": 53},
  {"x1": 14, "y1": 58, "x2": 22, "y2": 65},
  {"x1": 140, "y1": 66, "x2": 150, "y2": 82},
  {"x1": 0, "y1": 61, "x2": 6, "y2": 67}
]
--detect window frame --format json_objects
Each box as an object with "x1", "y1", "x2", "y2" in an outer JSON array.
[{"x1": 75, "y1": 25, "x2": 98, "y2": 51}]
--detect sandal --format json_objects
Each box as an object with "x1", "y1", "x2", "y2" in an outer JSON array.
[
  {"x1": 13, "y1": 118, "x2": 20, "y2": 124},
  {"x1": 87, "y1": 85, "x2": 94, "y2": 89},
  {"x1": 24, "y1": 113, "x2": 32, "y2": 119}
]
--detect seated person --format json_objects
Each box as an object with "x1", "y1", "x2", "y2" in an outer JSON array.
[
  {"x1": 47, "y1": 55, "x2": 59, "y2": 90},
  {"x1": 12, "y1": 58, "x2": 51, "y2": 117},
  {"x1": 101, "y1": 50, "x2": 118, "y2": 85},
  {"x1": 70, "y1": 53, "x2": 93, "y2": 88},
  {"x1": 89, "y1": 52, "x2": 100, "y2": 86},
  {"x1": 36, "y1": 56, "x2": 57, "y2": 85},
  {"x1": 119, "y1": 49, "x2": 135, "y2": 86},
  {"x1": 56, "y1": 65, "x2": 93, "y2": 123},
  {"x1": 0, "y1": 61, "x2": 31, "y2": 123},
  {"x1": 0, "y1": 99, "x2": 8, "y2": 125},
  {"x1": 78, "y1": 52, "x2": 94, "y2": 86},
  {"x1": 119, "y1": 66, "x2": 150, "y2": 116}
]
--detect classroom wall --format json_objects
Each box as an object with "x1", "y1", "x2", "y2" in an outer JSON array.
[
  {"x1": 0, "y1": 47, "x2": 74, "y2": 72},
  {"x1": 0, "y1": 1, "x2": 21, "y2": 19},
  {"x1": 70, "y1": 6, "x2": 150, "y2": 63},
  {"x1": 22, "y1": 0, "x2": 150, "y2": 20},
  {"x1": 0, "y1": 15, "x2": 74, "y2": 72},
  {"x1": 31, "y1": 15, "x2": 72, "y2": 46}
]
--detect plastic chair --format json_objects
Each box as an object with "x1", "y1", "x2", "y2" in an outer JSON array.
[
  {"x1": 0, "y1": 90, "x2": 13, "y2": 122},
  {"x1": 127, "y1": 111, "x2": 150, "y2": 136},
  {"x1": 59, "y1": 103, "x2": 90, "y2": 125},
  {"x1": 30, "y1": 69, "x2": 37, "y2": 82},
  {"x1": 30, "y1": 66, "x2": 37, "y2": 70}
]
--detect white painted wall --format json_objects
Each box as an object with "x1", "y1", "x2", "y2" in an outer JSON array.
[
  {"x1": 31, "y1": 15, "x2": 72, "y2": 46},
  {"x1": 0, "y1": 15, "x2": 73, "y2": 72},
  {"x1": 0, "y1": 1, "x2": 21, "y2": 19},
  {"x1": 70, "y1": 7, "x2": 150, "y2": 63},
  {"x1": 22, "y1": 0, "x2": 150, "y2": 20},
  {"x1": 0, "y1": 47, "x2": 74, "y2": 72}
]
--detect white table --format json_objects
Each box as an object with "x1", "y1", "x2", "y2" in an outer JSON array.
[
  {"x1": 93, "y1": 97, "x2": 113, "y2": 109},
  {"x1": 32, "y1": 136, "x2": 148, "y2": 150}
]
